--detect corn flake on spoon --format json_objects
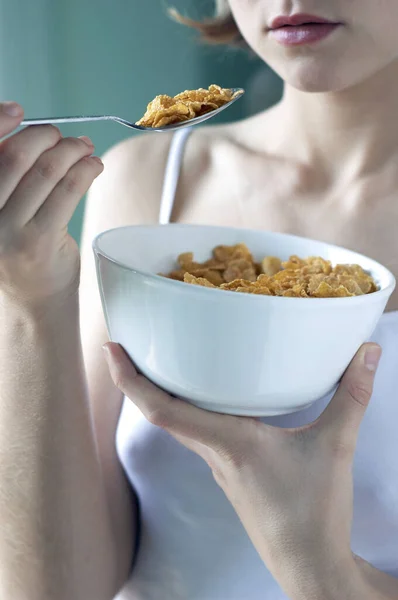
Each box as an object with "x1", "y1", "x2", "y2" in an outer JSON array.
[{"x1": 21, "y1": 87, "x2": 245, "y2": 133}]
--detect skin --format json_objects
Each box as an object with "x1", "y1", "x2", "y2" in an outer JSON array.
[{"x1": 1, "y1": 1, "x2": 398, "y2": 599}]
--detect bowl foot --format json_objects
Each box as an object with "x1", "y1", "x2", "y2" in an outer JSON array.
[{"x1": 183, "y1": 399, "x2": 314, "y2": 417}]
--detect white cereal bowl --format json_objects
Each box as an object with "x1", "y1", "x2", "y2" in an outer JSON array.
[{"x1": 93, "y1": 225, "x2": 395, "y2": 416}]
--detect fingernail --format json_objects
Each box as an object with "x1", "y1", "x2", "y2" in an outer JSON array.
[
  {"x1": 79, "y1": 135, "x2": 94, "y2": 147},
  {"x1": 91, "y1": 156, "x2": 103, "y2": 165},
  {"x1": 102, "y1": 344, "x2": 111, "y2": 360},
  {"x1": 364, "y1": 345, "x2": 382, "y2": 372},
  {"x1": 2, "y1": 102, "x2": 23, "y2": 117}
]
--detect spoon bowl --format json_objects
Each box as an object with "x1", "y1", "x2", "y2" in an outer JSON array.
[{"x1": 21, "y1": 88, "x2": 245, "y2": 132}]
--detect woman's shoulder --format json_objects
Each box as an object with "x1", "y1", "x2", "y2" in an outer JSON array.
[
  {"x1": 93, "y1": 124, "x2": 228, "y2": 222},
  {"x1": 89, "y1": 109, "x2": 280, "y2": 226},
  {"x1": 94, "y1": 133, "x2": 174, "y2": 223}
]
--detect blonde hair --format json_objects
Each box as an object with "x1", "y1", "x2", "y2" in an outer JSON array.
[{"x1": 169, "y1": 0, "x2": 245, "y2": 47}]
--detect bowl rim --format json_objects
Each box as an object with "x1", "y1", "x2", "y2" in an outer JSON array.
[{"x1": 92, "y1": 224, "x2": 396, "y2": 307}]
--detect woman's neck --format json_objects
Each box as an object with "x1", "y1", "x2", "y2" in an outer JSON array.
[{"x1": 257, "y1": 59, "x2": 398, "y2": 179}]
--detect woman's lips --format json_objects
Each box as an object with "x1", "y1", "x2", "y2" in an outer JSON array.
[{"x1": 268, "y1": 14, "x2": 341, "y2": 47}]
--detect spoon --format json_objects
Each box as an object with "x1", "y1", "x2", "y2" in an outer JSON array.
[{"x1": 21, "y1": 88, "x2": 245, "y2": 133}]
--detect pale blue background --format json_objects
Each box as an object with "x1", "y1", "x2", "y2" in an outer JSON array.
[{"x1": 0, "y1": 0, "x2": 282, "y2": 242}]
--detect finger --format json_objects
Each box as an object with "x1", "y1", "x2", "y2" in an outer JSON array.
[
  {"x1": 0, "y1": 102, "x2": 24, "y2": 138},
  {"x1": 0, "y1": 124, "x2": 62, "y2": 209},
  {"x1": 102, "y1": 342, "x2": 246, "y2": 455},
  {"x1": 3, "y1": 136, "x2": 95, "y2": 225},
  {"x1": 318, "y1": 343, "x2": 382, "y2": 446},
  {"x1": 34, "y1": 155, "x2": 104, "y2": 229}
]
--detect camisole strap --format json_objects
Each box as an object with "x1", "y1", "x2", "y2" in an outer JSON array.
[{"x1": 159, "y1": 128, "x2": 193, "y2": 225}]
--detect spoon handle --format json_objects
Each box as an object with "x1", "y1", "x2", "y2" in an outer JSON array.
[{"x1": 21, "y1": 116, "x2": 117, "y2": 126}]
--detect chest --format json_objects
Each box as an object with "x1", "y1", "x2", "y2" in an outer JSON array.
[{"x1": 175, "y1": 158, "x2": 398, "y2": 307}]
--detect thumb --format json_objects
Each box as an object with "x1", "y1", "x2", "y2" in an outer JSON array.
[
  {"x1": 319, "y1": 343, "x2": 382, "y2": 445},
  {"x1": 102, "y1": 342, "x2": 241, "y2": 453}
]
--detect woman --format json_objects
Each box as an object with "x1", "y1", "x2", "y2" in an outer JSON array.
[{"x1": 0, "y1": 1, "x2": 397, "y2": 599}]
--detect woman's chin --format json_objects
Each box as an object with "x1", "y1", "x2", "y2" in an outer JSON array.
[
  {"x1": 286, "y1": 76, "x2": 344, "y2": 94},
  {"x1": 275, "y1": 63, "x2": 357, "y2": 94},
  {"x1": 265, "y1": 54, "x2": 383, "y2": 94}
]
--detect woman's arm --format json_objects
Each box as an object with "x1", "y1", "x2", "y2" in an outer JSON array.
[
  {"x1": 356, "y1": 557, "x2": 398, "y2": 600},
  {"x1": 0, "y1": 100, "x2": 174, "y2": 599},
  {"x1": 0, "y1": 105, "x2": 123, "y2": 600},
  {"x1": 103, "y1": 338, "x2": 398, "y2": 600},
  {"x1": 279, "y1": 557, "x2": 398, "y2": 599},
  {"x1": 0, "y1": 293, "x2": 121, "y2": 600}
]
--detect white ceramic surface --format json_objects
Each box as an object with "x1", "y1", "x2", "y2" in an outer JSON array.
[{"x1": 93, "y1": 225, "x2": 395, "y2": 416}]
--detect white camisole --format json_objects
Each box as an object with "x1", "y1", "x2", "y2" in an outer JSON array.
[{"x1": 115, "y1": 129, "x2": 398, "y2": 600}]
